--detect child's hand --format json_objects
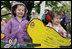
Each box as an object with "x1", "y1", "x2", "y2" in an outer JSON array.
[{"x1": 58, "y1": 29, "x2": 64, "y2": 36}]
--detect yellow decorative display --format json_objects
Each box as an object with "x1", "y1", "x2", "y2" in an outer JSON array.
[{"x1": 27, "y1": 19, "x2": 71, "y2": 48}]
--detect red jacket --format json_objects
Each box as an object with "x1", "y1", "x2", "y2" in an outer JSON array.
[
  {"x1": 48, "y1": 11, "x2": 51, "y2": 15},
  {"x1": 45, "y1": 14, "x2": 51, "y2": 22}
]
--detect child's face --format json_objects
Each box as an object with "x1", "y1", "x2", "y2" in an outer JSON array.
[
  {"x1": 62, "y1": 12, "x2": 64, "y2": 15},
  {"x1": 44, "y1": 9, "x2": 48, "y2": 14},
  {"x1": 52, "y1": 15, "x2": 61, "y2": 25},
  {"x1": 15, "y1": 5, "x2": 25, "y2": 17},
  {"x1": 32, "y1": 12, "x2": 36, "y2": 16}
]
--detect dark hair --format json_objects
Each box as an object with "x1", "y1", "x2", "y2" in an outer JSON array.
[
  {"x1": 62, "y1": 11, "x2": 65, "y2": 15},
  {"x1": 12, "y1": 5, "x2": 17, "y2": 17},
  {"x1": 51, "y1": 11, "x2": 60, "y2": 20},
  {"x1": 12, "y1": 4, "x2": 25, "y2": 17},
  {"x1": 50, "y1": 11, "x2": 60, "y2": 23},
  {"x1": 47, "y1": 9, "x2": 49, "y2": 12}
]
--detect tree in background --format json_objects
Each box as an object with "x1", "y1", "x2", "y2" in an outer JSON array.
[{"x1": 1, "y1": 1, "x2": 34, "y2": 21}]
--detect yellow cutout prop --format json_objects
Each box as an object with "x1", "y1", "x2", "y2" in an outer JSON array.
[{"x1": 27, "y1": 19, "x2": 71, "y2": 48}]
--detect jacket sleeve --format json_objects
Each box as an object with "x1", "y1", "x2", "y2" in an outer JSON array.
[
  {"x1": 26, "y1": 20, "x2": 29, "y2": 25},
  {"x1": 46, "y1": 15, "x2": 51, "y2": 22},
  {"x1": 3, "y1": 20, "x2": 12, "y2": 41},
  {"x1": 41, "y1": 14, "x2": 45, "y2": 20},
  {"x1": 24, "y1": 20, "x2": 29, "y2": 29},
  {"x1": 65, "y1": 14, "x2": 68, "y2": 24},
  {"x1": 60, "y1": 25, "x2": 67, "y2": 37}
]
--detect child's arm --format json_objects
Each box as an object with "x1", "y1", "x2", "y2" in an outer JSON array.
[
  {"x1": 24, "y1": 25, "x2": 28, "y2": 32},
  {"x1": 24, "y1": 20, "x2": 29, "y2": 32},
  {"x1": 3, "y1": 20, "x2": 12, "y2": 41},
  {"x1": 65, "y1": 14, "x2": 68, "y2": 24},
  {"x1": 58, "y1": 29, "x2": 64, "y2": 36},
  {"x1": 58, "y1": 25, "x2": 67, "y2": 37},
  {"x1": 41, "y1": 14, "x2": 45, "y2": 20},
  {"x1": 46, "y1": 22, "x2": 52, "y2": 27}
]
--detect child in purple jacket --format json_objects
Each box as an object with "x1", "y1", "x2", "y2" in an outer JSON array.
[
  {"x1": 61, "y1": 11, "x2": 68, "y2": 30},
  {"x1": 3, "y1": 2, "x2": 31, "y2": 46}
]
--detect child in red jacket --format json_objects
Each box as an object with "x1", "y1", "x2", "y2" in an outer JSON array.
[{"x1": 44, "y1": 10, "x2": 51, "y2": 26}]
